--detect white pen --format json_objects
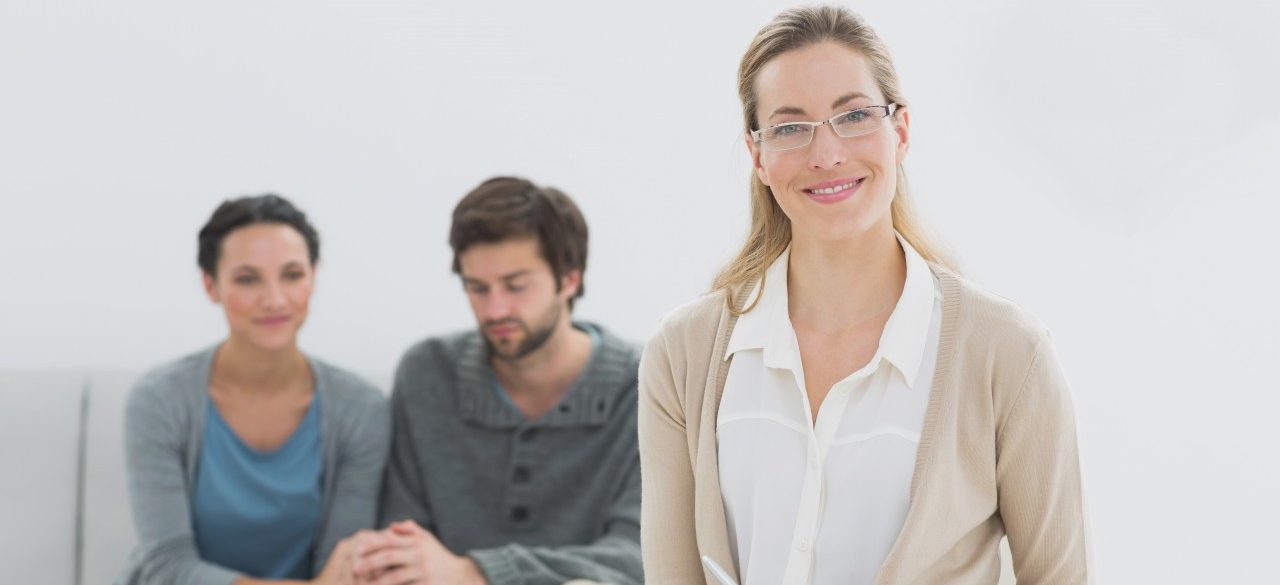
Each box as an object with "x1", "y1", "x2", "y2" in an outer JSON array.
[{"x1": 701, "y1": 555, "x2": 741, "y2": 585}]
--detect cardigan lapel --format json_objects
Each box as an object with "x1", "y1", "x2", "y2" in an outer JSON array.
[
  {"x1": 871, "y1": 266, "x2": 962, "y2": 584},
  {"x1": 696, "y1": 282, "x2": 757, "y2": 585}
]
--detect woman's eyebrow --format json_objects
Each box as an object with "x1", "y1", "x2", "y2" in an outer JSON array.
[
  {"x1": 830, "y1": 92, "x2": 871, "y2": 110},
  {"x1": 768, "y1": 105, "x2": 807, "y2": 122},
  {"x1": 767, "y1": 92, "x2": 872, "y2": 122}
]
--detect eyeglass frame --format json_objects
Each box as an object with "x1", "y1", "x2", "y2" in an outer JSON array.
[{"x1": 750, "y1": 103, "x2": 900, "y2": 152}]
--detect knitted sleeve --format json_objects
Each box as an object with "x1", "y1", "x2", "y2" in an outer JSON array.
[
  {"x1": 118, "y1": 370, "x2": 240, "y2": 585},
  {"x1": 310, "y1": 374, "x2": 390, "y2": 576},
  {"x1": 995, "y1": 333, "x2": 1093, "y2": 584},
  {"x1": 636, "y1": 327, "x2": 706, "y2": 584}
]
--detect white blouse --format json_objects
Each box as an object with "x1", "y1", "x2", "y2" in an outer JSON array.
[{"x1": 717, "y1": 235, "x2": 942, "y2": 585}]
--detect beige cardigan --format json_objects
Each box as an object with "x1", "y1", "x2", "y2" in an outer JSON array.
[{"x1": 638, "y1": 267, "x2": 1091, "y2": 584}]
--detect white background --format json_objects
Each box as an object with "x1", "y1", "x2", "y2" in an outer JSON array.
[{"x1": 2, "y1": 0, "x2": 1278, "y2": 582}]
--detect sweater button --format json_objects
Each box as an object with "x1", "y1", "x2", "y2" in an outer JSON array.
[
  {"x1": 513, "y1": 466, "x2": 531, "y2": 483},
  {"x1": 511, "y1": 506, "x2": 530, "y2": 522}
]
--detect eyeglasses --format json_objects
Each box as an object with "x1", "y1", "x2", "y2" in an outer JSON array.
[{"x1": 750, "y1": 104, "x2": 898, "y2": 152}]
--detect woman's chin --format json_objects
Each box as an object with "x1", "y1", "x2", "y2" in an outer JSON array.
[
  {"x1": 796, "y1": 214, "x2": 882, "y2": 244},
  {"x1": 232, "y1": 330, "x2": 300, "y2": 353}
]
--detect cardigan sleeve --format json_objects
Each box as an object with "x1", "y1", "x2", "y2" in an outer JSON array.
[
  {"x1": 311, "y1": 383, "x2": 390, "y2": 575},
  {"x1": 119, "y1": 377, "x2": 240, "y2": 585},
  {"x1": 377, "y1": 359, "x2": 436, "y2": 530},
  {"x1": 995, "y1": 333, "x2": 1093, "y2": 584},
  {"x1": 637, "y1": 328, "x2": 706, "y2": 584}
]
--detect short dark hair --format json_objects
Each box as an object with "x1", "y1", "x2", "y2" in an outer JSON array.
[
  {"x1": 197, "y1": 194, "x2": 320, "y2": 277},
  {"x1": 450, "y1": 177, "x2": 589, "y2": 308}
]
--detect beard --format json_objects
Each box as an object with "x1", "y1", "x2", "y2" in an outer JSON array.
[{"x1": 482, "y1": 300, "x2": 562, "y2": 361}]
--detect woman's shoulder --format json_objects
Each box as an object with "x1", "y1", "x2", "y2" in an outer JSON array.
[
  {"x1": 309, "y1": 358, "x2": 390, "y2": 452},
  {"x1": 933, "y1": 267, "x2": 1078, "y2": 433},
  {"x1": 933, "y1": 266, "x2": 1061, "y2": 403},
  {"x1": 935, "y1": 266, "x2": 1052, "y2": 348},
  {"x1": 651, "y1": 289, "x2": 735, "y2": 345},
  {"x1": 309, "y1": 357, "x2": 387, "y2": 409},
  {"x1": 313, "y1": 355, "x2": 386, "y2": 396},
  {"x1": 128, "y1": 346, "x2": 216, "y2": 406},
  {"x1": 125, "y1": 346, "x2": 218, "y2": 434},
  {"x1": 640, "y1": 288, "x2": 746, "y2": 390}
]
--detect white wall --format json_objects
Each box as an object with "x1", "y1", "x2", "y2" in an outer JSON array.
[{"x1": 2, "y1": 0, "x2": 1277, "y2": 582}]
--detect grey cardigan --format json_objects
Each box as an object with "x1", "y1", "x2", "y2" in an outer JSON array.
[{"x1": 115, "y1": 345, "x2": 390, "y2": 585}]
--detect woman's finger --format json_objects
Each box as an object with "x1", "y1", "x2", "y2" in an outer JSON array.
[
  {"x1": 355, "y1": 530, "x2": 419, "y2": 556},
  {"x1": 372, "y1": 562, "x2": 423, "y2": 585},
  {"x1": 355, "y1": 546, "x2": 416, "y2": 575}
]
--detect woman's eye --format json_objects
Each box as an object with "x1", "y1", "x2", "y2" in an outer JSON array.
[
  {"x1": 283, "y1": 271, "x2": 305, "y2": 280},
  {"x1": 841, "y1": 109, "x2": 869, "y2": 123},
  {"x1": 234, "y1": 276, "x2": 258, "y2": 285},
  {"x1": 772, "y1": 123, "x2": 805, "y2": 137}
]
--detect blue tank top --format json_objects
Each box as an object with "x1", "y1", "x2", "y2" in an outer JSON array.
[{"x1": 192, "y1": 391, "x2": 323, "y2": 579}]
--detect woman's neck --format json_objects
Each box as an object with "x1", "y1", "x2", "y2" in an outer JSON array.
[
  {"x1": 212, "y1": 338, "x2": 309, "y2": 395},
  {"x1": 786, "y1": 222, "x2": 906, "y2": 334}
]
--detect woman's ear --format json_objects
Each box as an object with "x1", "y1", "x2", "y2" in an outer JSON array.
[
  {"x1": 746, "y1": 135, "x2": 772, "y2": 186},
  {"x1": 202, "y1": 272, "x2": 221, "y2": 304},
  {"x1": 893, "y1": 107, "x2": 911, "y2": 165}
]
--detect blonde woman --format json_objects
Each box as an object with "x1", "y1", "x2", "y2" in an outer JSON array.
[{"x1": 638, "y1": 6, "x2": 1091, "y2": 585}]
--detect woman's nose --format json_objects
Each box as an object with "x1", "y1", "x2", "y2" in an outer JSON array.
[{"x1": 806, "y1": 123, "x2": 848, "y2": 171}]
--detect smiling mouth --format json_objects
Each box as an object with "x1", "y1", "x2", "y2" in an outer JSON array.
[{"x1": 804, "y1": 178, "x2": 864, "y2": 195}]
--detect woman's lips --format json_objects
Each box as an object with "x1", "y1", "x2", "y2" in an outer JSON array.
[
  {"x1": 254, "y1": 315, "x2": 291, "y2": 326},
  {"x1": 803, "y1": 177, "x2": 864, "y2": 204}
]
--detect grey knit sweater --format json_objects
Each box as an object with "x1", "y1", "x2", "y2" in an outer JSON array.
[
  {"x1": 380, "y1": 323, "x2": 643, "y2": 585},
  {"x1": 115, "y1": 345, "x2": 390, "y2": 585}
]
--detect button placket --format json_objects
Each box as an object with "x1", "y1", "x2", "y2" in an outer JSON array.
[
  {"x1": 815, "y1": 379, "x2": 855, "y2": 458},
  {"x1": 780, "y1": 433, "x2": 823, "y2": 584},
  {"x1": 505, "y1": 424, "x2": 540, "y2": 529},
  {"x1": 783, "y1": 377, "x2": 857, "y2": 585}
]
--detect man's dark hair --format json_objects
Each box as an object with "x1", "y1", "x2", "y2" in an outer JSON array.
[
  {"x1": 197, "y1": 194, "x2": 320, "y2": 277},
  {"x1": 450, "y1": 177, "x2": 589, "y2": 308}
]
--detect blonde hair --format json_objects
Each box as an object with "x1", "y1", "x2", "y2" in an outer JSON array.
[{"x1": 713, "y1": 5, "x2": 956, "y2": 314}]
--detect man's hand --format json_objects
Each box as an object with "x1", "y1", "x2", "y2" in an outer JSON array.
[{"x1": 351, "y1": 520, "x2": 488, "y2": 585}]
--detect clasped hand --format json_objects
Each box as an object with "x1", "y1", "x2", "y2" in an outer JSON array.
[{"x1": 319, "y1": 520, "x2": 487, "y2": 585}]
